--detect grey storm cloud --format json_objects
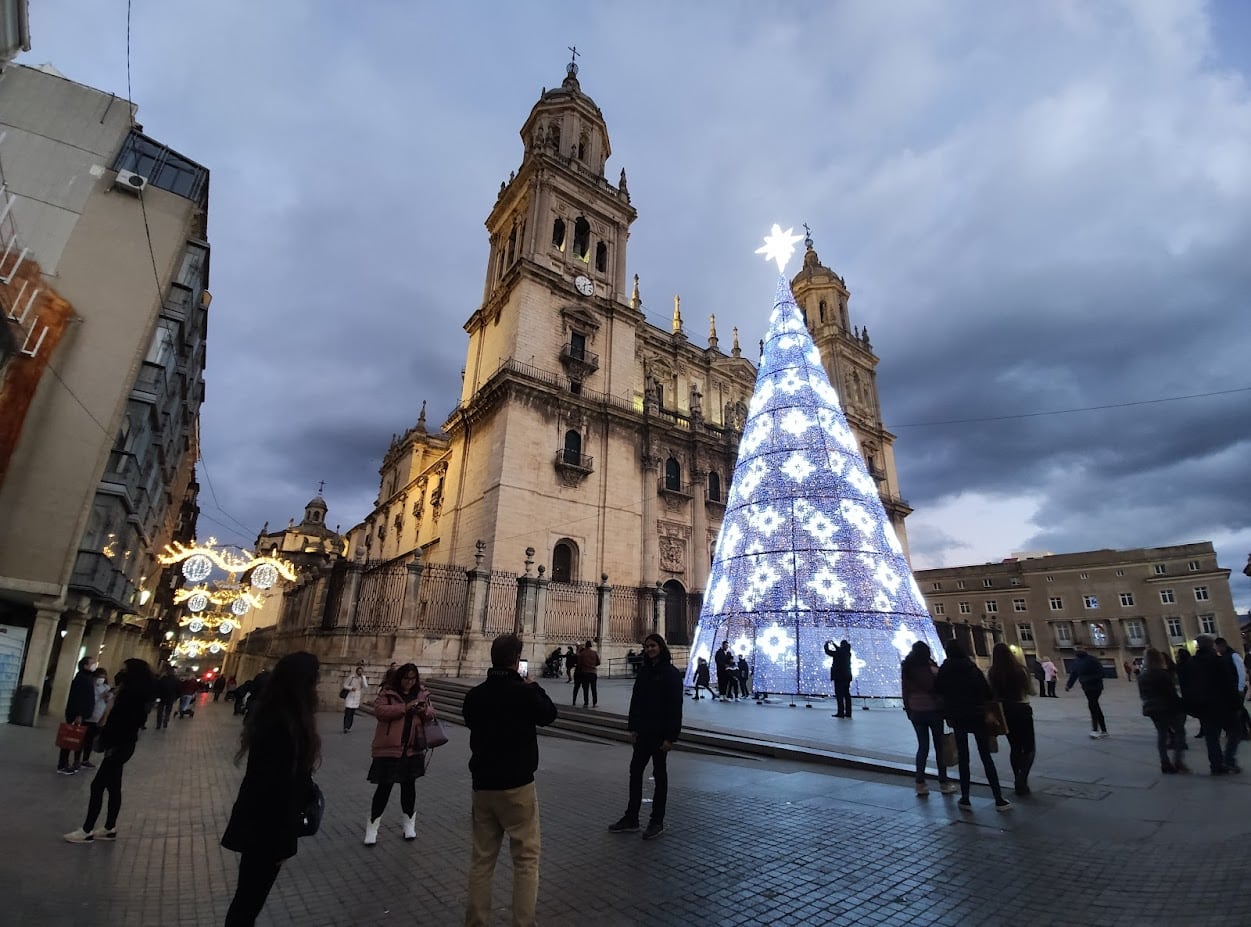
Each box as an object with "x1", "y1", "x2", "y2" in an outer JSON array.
[{"x1": 29, "y1": 0, "x2": 1251, "y2": 609}]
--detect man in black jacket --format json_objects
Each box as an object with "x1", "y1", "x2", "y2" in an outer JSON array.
[
  {"x1": 58, "y1": 656, "x2": 98, "y2": 774},
  {"x1": 1180, "y1": 635, "x2": 1239, "y2": 775},
  {"x1": 608, "y1": 632, "x2": 683, "y2": 841},
  {"x1": 463, "y1": 633, "x2": 557, "y2": 927}
]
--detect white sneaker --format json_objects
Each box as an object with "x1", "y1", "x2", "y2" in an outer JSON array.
[
  {"x1": 939, "y1": 781, "x2": 959, "y2": 794},
  {"x1": 1089, "y1": 731, "x2": 1101, "y2": 739},
  {"x1": 92, "y1": 827, "x2": 117, "y2": 840},
  {"x1": 363, "y1": 817, "x2": 380, "y2": 846},
  {"x1": 402, "y1": 813, "x2": 417, "y2": 841},
  {"x1": 1097, "y1": 731, "x2": 1109, "y2": 739},
  {"x1": 63, "y1": 828, "x2": 94, "y2": 844}
]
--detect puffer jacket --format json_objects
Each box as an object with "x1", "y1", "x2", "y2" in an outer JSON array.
[
  {"x1": 934, "y1": 656, "x2": 992, "y2": 733},
  {"x1": 370, "y1": 685, "x2": 435, "y2": 758},
  {"x1": 901, "y1": 657, "x2": 941, "y2": 714}
]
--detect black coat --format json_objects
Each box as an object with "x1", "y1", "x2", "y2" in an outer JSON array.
[
  {"x1": 627, "y1": 655, "x2": 683, "y2": 742},
  {"x1": 1066, "y1": 652, "x2": 1105, "y2": 693},
  {"x1": 221, "y1": 719, "x2": 313, "y2": 861},
  {"x1": 825, "y1": 642, "x2": 852, "y2": 683},
  {"x1": 97, "y1": 682, "x2": 151, "y2": 752},
  {"x1": 934, "y1": 656, "x2": 992, "y2": 733},
  {"x1": 1138, "y1": 667, "x2": 1182, "y2": 717},
  {"x1": 463, "y1": 668, "x2": 557, "y2": 791},
  {"x1": 1179, "y1": 649, "x2": 1237, "y2": 719},
  {"x1": 64, "y1": 669, "x2": 96, "y2": 723}
]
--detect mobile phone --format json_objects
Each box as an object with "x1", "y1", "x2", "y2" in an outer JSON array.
[{"x1": 519, "y1": 659, "x2": 529, "y2": 679}]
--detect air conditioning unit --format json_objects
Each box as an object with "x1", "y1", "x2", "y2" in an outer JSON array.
[{"x1": 114, "y1": 170, "x2": 148, "y2": 195}]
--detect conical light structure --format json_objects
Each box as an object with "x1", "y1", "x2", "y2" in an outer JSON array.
[{"x1": 686, "y1": 275, "x2": 944, "y2": 697}]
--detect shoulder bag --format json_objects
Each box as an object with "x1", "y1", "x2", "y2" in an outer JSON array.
[
  {"x1": 297, "y1": 780, "x2": 325, "y2": 837},
  {"x1": 422, "y1": 716, "x2": 449, "y2": 749},
  {"x1": 984, "y1": 700, "x2": 1009, "y2": 737}
]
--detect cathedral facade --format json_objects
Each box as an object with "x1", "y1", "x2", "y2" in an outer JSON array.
[{"x1": 244, "y1": 63, "x2": 910, "y2": 676}]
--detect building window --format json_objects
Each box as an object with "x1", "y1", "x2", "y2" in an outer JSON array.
[
  {"x1": 1193, "y1": 586, "x2": 1209, "y2": 601},
  {"x1": 1055, "y1": 623, "x2": 1073, "y2": 645},
  {"x1": 705, "y1": 471, "x2": 721, "y2": 503},
  {"x1": 664, "y1": 457, "x2": 682, "y2": 491},
  {"x1": 1159, "y1": 589, "x2": 1175, "y2": 604},
  {"x1": 1080, "y1": 572, "x2": 1089, "y2": 580},
  {"x1": 551, "y1": 539, "x2": 578, "y2": 583},
  {"x1": 1187, "y1": 560, "x2": 1200, "y2": 572},
  {"x1": 577, "y1": 134, "x2": 588, "y2": 162},
  {"x1": 959, "y1": 602, "x2": 971, "y2": 615},
  {"x1": 933, "y1": 603, "x2": 945, "y2": 615},
  {"x1": 1166, "y1": 617, "x2": 1183, "y2": 640},
  {"x1": 1154, "y1": 564, "x2": 1167, "y2": 575},
  {"x1": 552, "y1": 218, "x2": 566, "y2": 251},
  {"x1": 982, "y1": 578, "x2": 993, "y2": 588},
  {"x1": 931, "y1": 582, "x2": 942, "y2": 591},
  {"x1": 113, "y1": 129, "x2": 208, "y2": 205},
  {"x1": 1049, "y1": 596, "x2": 1063, "y2": 610},
  {"x1": 562, "y1": 430, "x2": 582, "y2": 465},
  {"x1": 1124, "y1": 619, "x2": 1146, "y2": 646},
  {"x1": 985, "y1": 600, "x2": 998, "y2": 613},
  {"x1": 1115, "y1": 569, "x2": 1125, "y2": 577},
  {"x1": 1018, "y1": 623, "x2": 1035, "y2": 643},
  {"x1": 569, "y1": 331, "x2": 587, "y2": 361},
  {"x1": 1013, "y1": 598, "x2": 1026, "y2": 612},
  {"x1": 1199, "y1": 614, "x2": 1216, "y2": 634},
  {"x1": 1119, "y1": 592, "x2": 1135, "y2": 607},
  {"x1": 956, "y1": 580, "x2": 966, "y2": 590},
  {"x1": 1089, "y1": 622, "x2": 1109, "y2": 647},
  {"x1": 1010, "y1": 577, "x2": 1022, "y2": 586},
  {"x1": 573, "y1": 217, "x2": 591, "y2": 262},
  {"x1": 595, "y1": 241, "x2": 608, "y2": 273},
  {"x1": 1045, "y1": 575, "x2": 1054, "y2": 583},
  {"x1": 1083, "y1": 595, "x2": 1098, "y2": 609}
]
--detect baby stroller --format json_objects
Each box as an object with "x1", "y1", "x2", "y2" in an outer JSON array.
[{"x1": 541, "y1": 652, "x2": 563, "y2": 678}]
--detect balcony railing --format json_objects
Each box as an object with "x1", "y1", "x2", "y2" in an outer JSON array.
[
  {"x1": 658, "y1": 479, "x2": 692, "y2": 499},
  {"x1": 554, "y1": 448, "x2": 593, "y2": 474},
  {"x1": 559, "y1": 342, "x2": 599, "y2": 378}
]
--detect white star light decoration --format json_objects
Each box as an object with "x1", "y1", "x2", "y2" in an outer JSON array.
[{"x1": 684, "y1": 226, "x2": 945, "y2": 698}]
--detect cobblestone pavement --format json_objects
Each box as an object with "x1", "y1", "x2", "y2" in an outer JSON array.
[{"x1": 3, "y1": 681, "x2": 1249, "y2": 927}]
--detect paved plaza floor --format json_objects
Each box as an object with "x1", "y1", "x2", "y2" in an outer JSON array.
[{"x1": 3, "y1": 677, "x2": 1248, "y2": 926}]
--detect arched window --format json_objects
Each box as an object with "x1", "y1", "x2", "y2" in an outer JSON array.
[
  {"x1": 595, "y1": 241, "x2": 608, "y2": 272},
  {"x1": 664, "y1": 457, "x2": 682, "y2": 491},
  {"x1": 552, "y1": 540, "x2": 577, "y2": 583},
  {"x1": 707, "y1": 471, "x2": 721, "y2": 503},
  {"x1": 551, "y1": 218, "x2": 566, "y2": 251},
  {"x1": 663, "y1": 579, "x2": 688, "y2": 645},
  {"x1": 563, "y1": 429, "x2": 582, "y2": 465},
  {"x1": 819, "y1": 300, "x2": 827, "y2": 322},
  {"x1": 573, "y1": 217, "x2": 591, "y2": 262},
  {"x1": 577, "y1": 135, "x2": 588, "y2": 161},
  {"x1": 506, "y1": 226, "x2": 517, "y2": 265}
]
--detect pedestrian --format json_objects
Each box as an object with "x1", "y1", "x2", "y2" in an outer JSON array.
[
  {"x1": 563, "y1": 646, "x2": 576, "y2": 683},
  {"x1": 736, "y1": 653, "x2": 751, "y2": 701},
  {"x1": 244, "y1": 666, "x2": 272, "y2": 717},
  {"x1": 690, "y1": 657, "x2": 715, "y2": 700},
  {"x1": 988, "y1": 643, "x2": 1036, "y2": 796},
  {"x1": 1041, "y1": 656, "x2": 1058, "y2": 698},
  {"x1": 1179, "y1": 636, "x2": 1239, "y2": 775},
  {"x1": 57, "y1": 655, "x2": 98, "y2": 774},
  {"x1": 154, "y1": 664, "x2": 180, "y2": 729},
  {"x1": 934, "y1": 638, "x2": 1011, "y2": 812},
  {"x1": 364, "y1": 662, "x2": 435, "y2": 845},
  {"x1": 78, "y1": 667, "x2": 113, "y2": 769},
  {"x1": 221, "y1": 651, "x2": 322, "y2": 926},
  {"x1": 901, "y1": 641, "x2": 956, "y2": 796},
  {"x1": 1028, "y1": 657, "x2": 1046, "y2": 698},
  {"x1": 1214, "y1": 637, "x2": 1248, "y2": 771},
  {"x1": 225, "y1": 675, "x2": 238, "y2": 701},
  {"x1": 1123, "y1": 660, "x2": 1133, "y2": 682},
  {"x1": 1065, "y1": 646, "x2": 1108, "y2": 738},
  {"x1": 826, "y1": 639, "x2": 854, "y2": 718},
  {"x1": 608, "y1": 632, "x2": 684, "y2": 840},
  {"x1": 342, "y1": 663, "x2": 368, "y2": 733},
  {"x1": 572, "y1": 639, "x2": 600, "y2": 708},
  {"x1": 1138, "y1": 648, "x2": 1188, "y2": 774},
  {"x1": 713, "y1": 640, "x2": 734, "y2": 701},
  {"x1": 63, "y1": 658, "x2": 156, "y2": 842},
  {"x1": 213, "y1": 675, "x2": 227, "y2": 701},
  {"x1": 462, "y1": 633, "x2": 558, "y2": 927},
  {"x1": 178, "y1": 672, "x2": 199, "y2": 718},
  {"x1": 232, "y1": 678, "x2": 252, "y2": 716}
]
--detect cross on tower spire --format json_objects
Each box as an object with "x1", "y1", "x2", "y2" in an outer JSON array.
[{"x1": 317, "y1": 480, "x2": 326, "y2": 495}]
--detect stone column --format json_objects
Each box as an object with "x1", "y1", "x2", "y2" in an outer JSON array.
[
  {"x1": 641, "y1": 455, "x2": 660, "y2": 586},
  {"x1": 336, "y1": 558, "x2": 365, "y2": 630},
  {"x1": 516, "y1": 548, "x2": 539, "y2": 636},
  {"x1": 466, "y1": 541, "x2": 490, "y2": 634},
  {"x1": 401, "y1": 550, "x2": 425, "y2": 631},
  {"x1": 691, "y1": 467, "x2": 708, "y2": 594},
  {"x1": 596, "y1": 574, "x2": 611, "y2": 644},
  {"x1": 652, "y1": 581, "x2": 665, "y2": 636},
  {"x1": 101, "y1": 620, "x2": 123, "y2": 668},
  {"x1": 82, "y1": 619, "x2": 108, "y2": 662},
  {"x1": 20, "y1": 605, "x2": 62, "y2": 716},
  {"x1": 532, "y1": 567, "x2": 549, "y2": 639},
  {"x1": 48, "y1": 611, "x2": 88, "y2": 721}
]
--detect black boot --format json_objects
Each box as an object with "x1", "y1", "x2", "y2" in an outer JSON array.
[{"x1": 1015, "y1": 751, "x2": 1034, "y2": 795}]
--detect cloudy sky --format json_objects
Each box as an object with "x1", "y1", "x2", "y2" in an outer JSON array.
[{"x1": 28, "y1": 1, "x2": 1251, "y2": 611}]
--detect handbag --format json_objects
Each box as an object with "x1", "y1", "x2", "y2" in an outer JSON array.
[
  {"x1": 339, "y1": 687, "x2": 350, "y2": 700},
  {"x1": 422, "y1": 716, "x2": 449, "y2": 749},
  {"x1": 55, "y1": 722, "x2": 86, "y2": 751},
  {"x1": 938, "y1": 730, "x2": 957, "y2": 769},
  {"x1": 297, "y1": 780, "x2": 324, "y2": 837},
  {"x1": 984, "y1": 701, "x2": 1009, "y2": 737}
]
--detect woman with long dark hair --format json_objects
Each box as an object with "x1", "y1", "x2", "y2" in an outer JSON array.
[
  {"x1": 63, "y1": 658, "x2": 155, "y2": 843},
  {"x1": 1139, "y1": 647, "x2": 1188, "y2": 773},
  {"x1": 934, "y1": 639, "x2": 1011, "y2": 812},
  {"x1": 222, "y1": 652, "x2": 321, "y2": 927},
  {"x1": 364, "y1": 662, "x2": 435, "y2": 845},
  {"x1": 988, "y1": 643, "x2": 1036, "y2": 796},
  {"x1": 901, "y1": 641, "x2": 956, "y2": 796}
]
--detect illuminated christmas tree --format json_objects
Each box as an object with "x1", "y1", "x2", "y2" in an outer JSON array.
[{"x1": 685, "y1": 226, "x2": 944, "y2": 698}]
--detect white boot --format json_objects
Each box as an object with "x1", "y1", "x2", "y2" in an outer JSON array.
[
  {"x1": 363, "y1": 816, "x2": 380, "y2": 846},
  {"x1": 402, "y1": 813, "x2": 417, "y2": 841}
]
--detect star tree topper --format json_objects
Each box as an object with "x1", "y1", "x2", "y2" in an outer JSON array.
[{"x1": 755, "y1": 224, "x2": 805, "y2": 273}]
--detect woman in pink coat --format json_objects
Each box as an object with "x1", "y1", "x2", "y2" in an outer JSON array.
[{"x1": 364, "y1": 662, "x2": 435, "y2": 845}]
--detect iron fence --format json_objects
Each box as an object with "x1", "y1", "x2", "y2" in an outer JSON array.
[
  {"x1": 417, "y1": 562, "x2": 470, "y2": 633},
  {"x1": 607, "y1": 585, "x2": 647, "y2": 642},
  {"x1": 354, "y1": 556, "x2": 410, "y2": 632},
  {"x1": 484, "y1": 570, "x2": 518, "y2": 634},
  {"x1": 544, "y1": 580, "x2": 599, "y2": 642}
]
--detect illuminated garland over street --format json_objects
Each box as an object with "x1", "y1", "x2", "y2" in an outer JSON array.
[
  {"x1": 159, "y1": 538, "x2": 298, "y2": 585},
  {"x1": 684, "y1": 226, "x2": 944, "y2": 698}
]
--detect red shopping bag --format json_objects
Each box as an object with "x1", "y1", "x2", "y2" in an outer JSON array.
[{"x1": 55, "y1": 722, "x2": 86, "y2": 751}]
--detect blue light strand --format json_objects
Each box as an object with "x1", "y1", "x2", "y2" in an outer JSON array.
[{"x1": 686, "y1": 275, "x2": 944, "y2": 697}]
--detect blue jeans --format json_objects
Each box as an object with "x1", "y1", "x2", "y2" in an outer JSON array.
[{"x1": 908, "y1": 710, "x2": 948, "y2": 783}]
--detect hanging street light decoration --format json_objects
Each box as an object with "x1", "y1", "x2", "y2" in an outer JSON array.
[{"x1": 159, "y1": 538, "x2": 299, "y2": 583}]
